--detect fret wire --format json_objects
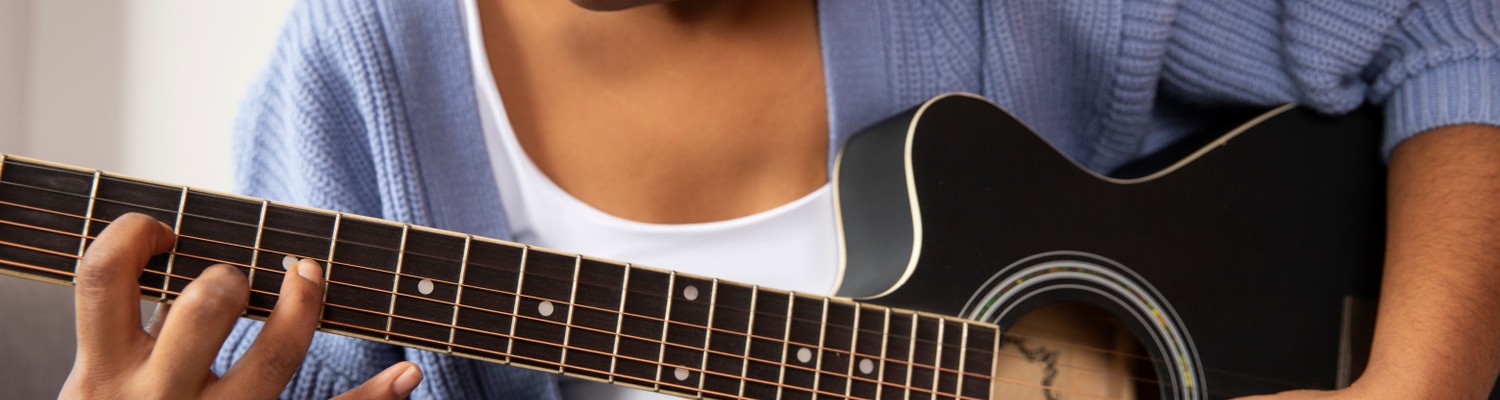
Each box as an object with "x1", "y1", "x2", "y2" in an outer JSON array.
[
  {"x1": 0, "y1": 211, "x2": 985, "y2": 381},
  {"x1": 933, "y1": 318, "x2": 947, "y2": 398},
  {"x1": 0, "y1": 191, "x2": 952, "y2": 362},
  {"x1": 0, "y1": 207, "x2": 987, "y2": 380},
  {"x1": 162, "y1": 186, "x2": 189, "y2": 297},
  {"x1": 247, "y1": 200, "x2": 269, "y2": 299},
  {"x1": 957, "y1": 321, "x2": 969, "y2": 399},
  {"x1": 608, "y1": 262, "x2": 632, "y2": 383},
  {"x1": 813, "y1": 298, "x2": 829, "y2": 396},
  {"x1": 560, "y1": 255, "x2": 582, "y2": 373},
  {"x1": 74, "y1": 171, "x2": 101, "y2": 285},
  {"x1": 317, "y1": 213, "x2": 343, "y2": 328},
  {"x1": 507, "y1": 245, "x2": 528, "y2": 361},
  {"x1": 738, "y1": 285, "x2": 758, "y2": 398},
  {"x1": 448, "y1": 235, "x2": 472, "y2": 353},
  {"x1": 876, "y1": 307, "x2": 891, "y2": 400},
  {"x1": 844, "y1": 302, "x2": 861, "y2": 398},
  {"x1": 0, "y1": 239, "x2": 1004, "y2": 399},
  {"x1": 697, "y1": 278, "x2": 718, "y2": 393},
  {"x1": 776, "y1": 291, "x2": 795, "y2": 398},
  {"x1": 655, "y1": 271, "x2": 676, "y2": 391},
  {"x1": 384, "y1": 224, "x2": 411, "y2": 340},
  {"x1": 988, "y1": 323, "x2": 1001, "y2": 400},
  {"x1": 904, "y1": 312, "x2": 918, "y2": 399}
]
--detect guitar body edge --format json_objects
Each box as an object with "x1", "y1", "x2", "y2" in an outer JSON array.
[{"x1": 833, "y1": 93, "x2": 1386, "y2": 399}]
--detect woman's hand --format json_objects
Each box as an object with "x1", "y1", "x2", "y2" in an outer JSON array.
[{"x1": 58, "y1": 213, "x2": 423, "y2": 399}]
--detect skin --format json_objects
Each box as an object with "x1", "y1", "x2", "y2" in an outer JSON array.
[
  {"x1": 62, "y1": 0, "x2": 1500, "y2": 398},
  {"x1": 60, "y1": 214, "x2": 423, "y2": 399}
]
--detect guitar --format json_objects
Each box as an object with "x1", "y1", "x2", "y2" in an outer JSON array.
[{"x1": 0, "y1": 93, "x2": 1385, "y2": 399}]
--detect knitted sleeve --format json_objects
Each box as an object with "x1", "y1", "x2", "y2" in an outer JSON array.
[
  {"x1": 1164, "y1": 0, "x2": 1500, "y2": 157},
  {"x1": 211, "y1": 0, "x2": 405, "y2": 397}
]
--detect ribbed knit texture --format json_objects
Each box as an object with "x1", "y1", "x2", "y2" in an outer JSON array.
[{"x1": 214, "y1": 0, "x2": 1500, "y2": 398}]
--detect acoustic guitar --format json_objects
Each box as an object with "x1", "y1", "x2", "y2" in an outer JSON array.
[{"x1": 0, "y1": 93, "x2": 1387, "y2": 399}]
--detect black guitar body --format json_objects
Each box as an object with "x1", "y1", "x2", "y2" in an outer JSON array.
[{"x1": 834, "y1": 94, "x2": 1386, "y2": 399}]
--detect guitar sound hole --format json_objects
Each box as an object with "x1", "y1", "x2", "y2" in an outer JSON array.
[{"x1": 994, "y1": 302, "x2": 1158, "y2": 400}]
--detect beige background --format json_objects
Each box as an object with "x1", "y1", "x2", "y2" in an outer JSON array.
[{"x1": 0, "y1": 1, "x2": 293, "y2": 398}]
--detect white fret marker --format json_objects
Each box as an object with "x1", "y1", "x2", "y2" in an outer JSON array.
[
  {"x1": 417, "y1": 279, "x2": 434, "y2": 295},
  {"x1": 859, "y1": 358, "x2": 875, "y2": 374},
  {"x1": 537, "y1": 300, "x2": 555, "y2": 317},
  {"x1": 683, "y1": 285, "x2": 699, "y2": 301},
  {"x1": 797, "y1": 347, "x2": 813, "y2": 363},
  {"x1": 282, "y1": 255, "x2": 297, "y2": 270},
  {"x1": 673, "y1": 367, "x2": 689, "y2": 381}
]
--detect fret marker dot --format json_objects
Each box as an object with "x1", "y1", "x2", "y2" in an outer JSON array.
[
  {"x1": 683, "y1": 285, "x2": 699, "y2": 301},
  {"x1": 417, "y1": 279, "x2": 434, "y2": 295},
  {"x1": 673, "y1": 367, "x2": 689, "y2": 381},
  {"x1": 281, "y1": 255, "x2": 297, "y2": 270},
  {"x1": 859, "y1": 358, "x2": 875, "y2": 375},
  {"x1": 537, "y1": 301, "x2": 555, "y2": 317},
  {"x1": 797, "y1": 347, "x2": 813, "y2": 363}
]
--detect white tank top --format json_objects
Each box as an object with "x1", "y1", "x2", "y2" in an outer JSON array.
[{"x1": 461, "y1": 2, "x2": 840, "y2": 398}]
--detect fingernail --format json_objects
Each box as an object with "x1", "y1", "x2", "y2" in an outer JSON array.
[
  {"x1": 296, "y1": 259, "x2": 322, "y2": 284},
  {"x1": 392, "y1": 365, "x2": 422, "y2": 396},
  {"x1": 158, "y1": 220, "x2": 173, "y2": 231}
]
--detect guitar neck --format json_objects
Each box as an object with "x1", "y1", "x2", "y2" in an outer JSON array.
[{"x1": 0, "y1": 154, "x2": 999, "y2": 400}]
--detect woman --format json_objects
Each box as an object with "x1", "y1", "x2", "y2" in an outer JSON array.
[{"x1": 62, "y1": 0, "x2": 1500, "y2": 399}]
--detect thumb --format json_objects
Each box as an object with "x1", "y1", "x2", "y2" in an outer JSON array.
[{"x1": 332, "y1": 361, "x2": 423, "y2": 400}]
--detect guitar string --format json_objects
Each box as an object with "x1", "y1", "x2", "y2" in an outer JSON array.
[
  {"x1": 0, "y1": 171, "x2": 1304, "y2": 394},
  {"x1": 1, "y1": 173, "x2": 1175, "y2": 370},
  {"x1": 0, "y1": 177, "x2": 1307, "y2": 394},
  {"x1": 0, "y1": 234, "x2": 1013, "y2": 394},
  {"x1": 0, "y1": 211, "x2": 1005, "y2": 384},
  {"x1": 0, "y1": 252, "x2": 1138, "y2": 400},
  {"x1": 0, "y1": 187, "x2": 1005, "y2": 374},
  {"x1": 0, "y1": 206, "x2": 1278, "y2": 399}
]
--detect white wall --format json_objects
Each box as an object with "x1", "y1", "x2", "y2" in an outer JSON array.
[{"x1": 0, "y1": 2, "x2": 293, "y2": 398}]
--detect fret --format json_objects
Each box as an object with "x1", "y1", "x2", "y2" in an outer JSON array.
[
  {"x1": 850, "y1": 306, "x2": 888, "y2": 400},
  {"x1": 160, "y1": 186, "x2": 188, "y2": 299},
  {"x1": 615, "y1": 266, "x2": 671, "y2": 389},
  {"x1": 510, "y1": 248, "x2": 574, "y2": 370},
  {"x1": 247, "y1": 200, "x2": 269, "y2": 317},
  {"x1": 655, "y1": 272, "x2": 676, "y2": 395},
  {"x1": 507, "y1": 246, "x2": 526, "y2": 359},
  {"x1": 316, "y1": 212, "x2": 340, "y2": 331},
  {"x1": 383, "y1": 224, "x2": 410, "y2": 340},
  {"x1": 782, "y1": 294, "x2": 825, "y2": 400},
  {"x1": 704, "y1": 281, "x2": 753, "y2": 397},
  {"x1": 609, "y1": 263, "x2": 633, "y2": 384},
  {"x1": 0, "y1": 159, "x2": 92, "y2": 282},
  {"x1": 699, "y1": 279, "x2": 717, "y2": 394},
  {"x1": 955, "y1": 322, "x2": 970, "y2": 400},
  {"x1": 452, "y1": 238, "x2": 523, "y2": 363},
  {"x1": 908, "y1": 315, "x2": 943, "y2": 400},
  {"x1": 75, "y1": 171, "x2": 100, "y2": 260},
  {"x1": 816, "y1": 300, "x2": 857, "y2": 400},
  {"x1": 567, "y1": 258, "x2": 628, "y2": 380},
  {"x1": 811, "y1": 299, "x2": 829, "y2": 398},
  {"x1": 960, "y1": 324, "x2": 997, "y2": 398},
  {"x1": 559, "y1": 256, "x2": 581, "y2": 373},
  {"x1": 323, "y1": 216, "x2": 401, "y2": 339},
  {"x1": 934, "y1": 320, "x2": 961, "y2": 400},
  {"x1": 662, "y1": 273, "x2": 713, "y2": 397},
  {"x1": 742, "y1": 288, "x2": 789, "y2": 399},
  {"x1": 447, "y1": 235, "x2": 472, "y2": 353},
  {"x1": 880, "y1": 311, "x2": 915, "y2": 400},
  {"x1": 737, "y1": 286, "x2": 759, "y2": 398},
  {"x1": 389, "y1": 227, "x2": 465, "y2": 349},
  {"x1": 169, "y1": 190, "x2": 264, "y2": 308}
]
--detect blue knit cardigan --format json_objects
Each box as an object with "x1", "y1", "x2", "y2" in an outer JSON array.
[{"x1": 212, "y1": 0, "x2": 1500, "y2": 398}]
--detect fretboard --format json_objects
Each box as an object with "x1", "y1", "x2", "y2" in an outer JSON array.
[{"x1": 0, "y1": 155, "x2": 998, "y2": 400}]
